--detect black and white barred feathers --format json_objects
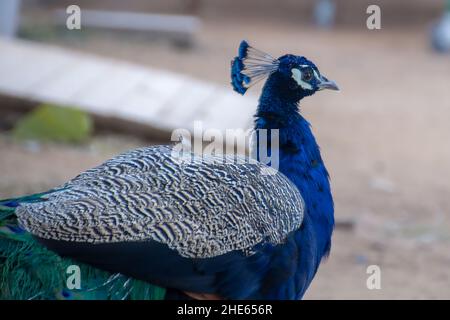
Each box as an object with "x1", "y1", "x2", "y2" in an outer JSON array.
[{"x1": 17, "y1": 146, "x2": 304, "y2": 259}]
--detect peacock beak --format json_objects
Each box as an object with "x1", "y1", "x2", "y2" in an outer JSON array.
[{"x1": 317, "y1": 76, "x2": 339, "y2": 91}]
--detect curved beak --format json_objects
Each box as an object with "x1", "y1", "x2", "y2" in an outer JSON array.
[{"x1": 318, "y1": 76, "x2": 340, "y2": 91}]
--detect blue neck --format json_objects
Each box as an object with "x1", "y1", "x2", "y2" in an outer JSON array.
[{"x1": 254, "y1": 76, "x2": 334, "y2": 259}]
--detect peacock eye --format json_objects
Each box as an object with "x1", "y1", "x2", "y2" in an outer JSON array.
[{"x1": 302, "y1": 68, "x2": 314, "y2": 82}]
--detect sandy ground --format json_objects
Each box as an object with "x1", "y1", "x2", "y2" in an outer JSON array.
[{"x1": 1, "y1": 18, "x2": 450, "y2": 299}]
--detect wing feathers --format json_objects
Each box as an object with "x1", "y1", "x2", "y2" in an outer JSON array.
[{"x1": 17, "y1": 145, "x2": 304, "y2": 259}]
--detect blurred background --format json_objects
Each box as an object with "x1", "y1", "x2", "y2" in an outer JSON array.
[{"x1": 1, "y1": 0, "x2": 450, "y2": 299}]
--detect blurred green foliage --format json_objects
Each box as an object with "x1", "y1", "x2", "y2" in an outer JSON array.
[{"x1": 13, "y1": 104, "x2": 92, "y2": 143}]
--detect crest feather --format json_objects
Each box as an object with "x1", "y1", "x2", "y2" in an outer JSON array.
[{"x1": 231, "y1": 40, "x2": 279, "y2": 95}]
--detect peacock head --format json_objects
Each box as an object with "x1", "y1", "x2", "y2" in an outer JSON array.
[{"x1": 231, "y1": 40, "x2": 339, "y2": 102}]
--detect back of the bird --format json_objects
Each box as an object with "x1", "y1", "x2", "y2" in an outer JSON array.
[{"x1": 0, "y1": 194, "x2": 166, "y2": 300}]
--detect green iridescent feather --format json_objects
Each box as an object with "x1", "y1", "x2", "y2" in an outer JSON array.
[{"x1": 0, "y1": 194, "x2": 166, "y2": 300}]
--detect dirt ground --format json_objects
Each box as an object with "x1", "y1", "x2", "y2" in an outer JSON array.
[{"x1": 1, "y1": 18, "x2": 450, "y2": 299}]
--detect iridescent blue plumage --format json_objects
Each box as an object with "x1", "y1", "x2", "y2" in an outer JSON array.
[{"x1": 242, "y1": 42, "x2": 338, "y2": 298}]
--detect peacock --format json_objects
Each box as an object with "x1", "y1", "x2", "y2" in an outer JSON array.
[{"x1": 0, "y1": 40, "x2": 338, "y2": 300}]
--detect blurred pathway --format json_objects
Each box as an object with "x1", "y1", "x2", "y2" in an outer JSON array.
[{"x1": 0, "y1": 38, "x2": 256, "y2": 141}]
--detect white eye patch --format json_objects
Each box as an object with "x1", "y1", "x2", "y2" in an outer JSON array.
[
  {"x1": 291, "y1": 68, "x2": 313, "y2": 90},
  {"x1": 313, "y1": 69, "x2": 321, "y2": 80}
]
